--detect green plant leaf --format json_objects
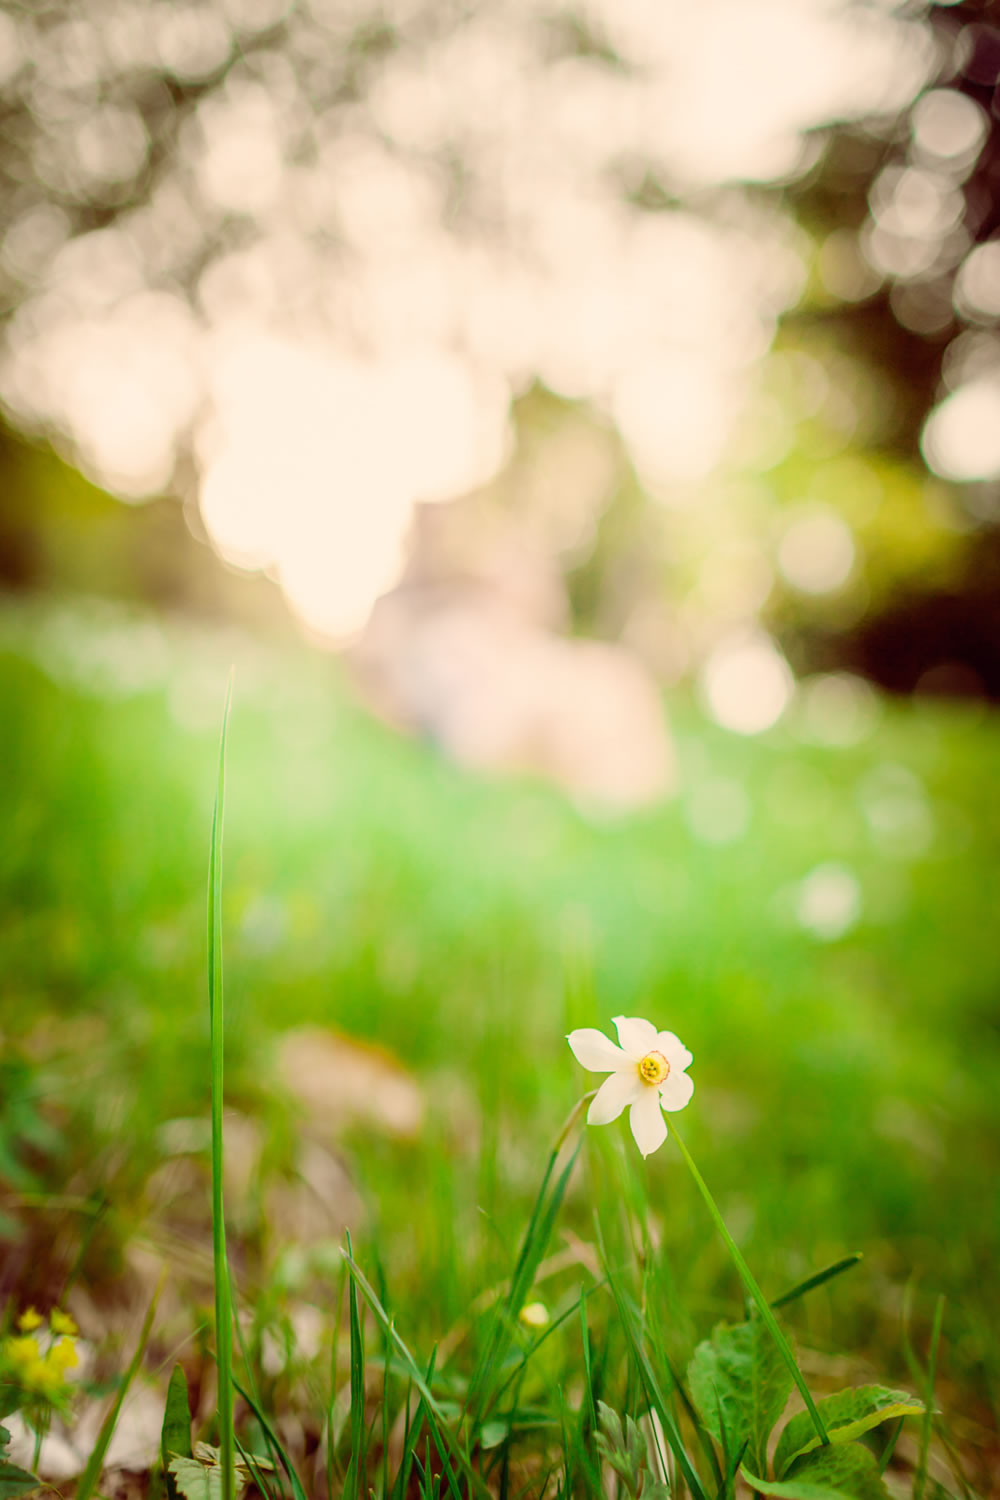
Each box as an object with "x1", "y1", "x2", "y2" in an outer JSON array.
[
  {"x1": 773, "y1": 1387, "x2": 925, "y2": 1478},
  {"x1": 161, "y1": 1365, "x2": 192, "y2": 1500},
  {"x1": 688, "y1": 1317, "x2": 793, "y2": 1476},
  {"x1": 744, "y1": 1441, "x2": 890, "y2": 1499},
  {"x1": 0, "y1": 1457, "x2": 42, "y2": 1499},
  {"x1": 169, "y1": 1456, "x2": 223, "y2": 1500},
  {"x1": 479, "y1": 1422, "x2": 507, "y2": 1451},
  {"x1": 168, "y1": 1445, "x2": 269, "y2": 1500}
]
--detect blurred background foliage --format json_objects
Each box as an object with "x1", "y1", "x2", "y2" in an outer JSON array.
[
  {"x1": 0, "y1": 0, "x2": 998, "y2": 690},
  {"x1": 1, "y1": 0, "x2": 1000, "y2": 1485}
]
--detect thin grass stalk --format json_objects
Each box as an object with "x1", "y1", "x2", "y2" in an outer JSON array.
[
  {"x1": 770, "y1": 1254, "x2": 863, "y2": 1311},
  {"x1": 597, "y1": 1226, "x2": 708, "y2": 1500},
  {"x1": 913, "y1": 1295, "x2": 944, "y2": 1500},
  {"x1": 75, "y1": 1277, "x2": 163, "y2": 1500},
  {"x1": 666, "y1": 1121, "x2": 830, "y2": 1449},
  {"x1": 344, "y1": 1229, "x2": 367, "y2": 1500},
  {"x1": 232, "y1": 1376, "x2": 310, "y2": 1500},
  {"x1": 341, "y1": 1251, "x2": 493, "y2": 1500},
  {"x1": 327, "y1": 1258, "x2": 349, "y2": 1500},
  {"x1": 878, "y1": 1416, "x2": 905, "y2": 1477},
  {"x1": 229, "y1": 1270, "x2": 284, "y2": 1499},
  {"x1": 208, "y1": 676, "x2": 235, "y2": 1500}
]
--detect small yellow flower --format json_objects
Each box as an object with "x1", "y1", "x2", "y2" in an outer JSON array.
[
  {"x1": 16, "y1": 1308, "x2": 43, "y2": 1333},
  {"x1": 24, "y1": 1356, "x2": 55, "y2": 1395},
  {"x1": 4, "y1": 1334, "x2": 42, "y2": 1370},
  {"x1": 48, "y1": 1338, "x2": 78, "y2": 1374},
  {"x1": 49, "y1": 1309, "x2": 78, "y2": 1337},
  {"x1": 519, "y1": 1302, "x2": 550, "y2": 1329}
]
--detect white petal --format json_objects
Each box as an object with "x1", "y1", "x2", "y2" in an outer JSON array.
[
  {"x1": 588, "y1": 1069, "x2": 642, "y2": 1125},
  {"x1": 567, "y1": 1028, "x2": 629, "y2": 1073},
  {"x1": 629, "y1": 1090, "x2": 667, "y2": 1157},
  {"x1": 613, "y1": 1016, "x2": 658, "y2": 1059},
  {"x1": 655, "y1": 1031, "x2": 693, "y2": 1072},
  {"x1": 658, "y1": 1067, "x2": 694, "y2": 1113}
]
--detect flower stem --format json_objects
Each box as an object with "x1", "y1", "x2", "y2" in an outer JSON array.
[{"x1": 667, "y1": 1120, "x2": 829, "y2": 1449}]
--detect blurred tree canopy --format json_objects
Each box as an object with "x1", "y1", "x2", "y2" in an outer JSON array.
[{"x1": 0, "y1": 0, "x2": 998, "y2": 692}]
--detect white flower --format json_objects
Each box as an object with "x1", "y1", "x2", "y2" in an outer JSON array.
[{"x1": 567, "y1": 1016, "x2": 694, "y2": 1158}]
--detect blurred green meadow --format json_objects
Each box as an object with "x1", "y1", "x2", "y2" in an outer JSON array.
[{"x1": 1, "y1": 591, "x2": 997, "y2": 1484}]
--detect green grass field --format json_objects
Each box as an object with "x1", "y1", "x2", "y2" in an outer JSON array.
[{"x1": 1, "y1": 593, "x2": 998, "y2": 1497}]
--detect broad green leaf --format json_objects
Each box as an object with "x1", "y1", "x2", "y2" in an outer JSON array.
[
  {"x1": 744, "y1": 1441, "x2": 890, "y2": 1499},
  {"x1": 0, "y1": 1458, "x2": 41, "y2": 1499},
  {"x1": 774, "y1": 1387, "x2": 924, "y2": 1478},
  {"x1": 688, "y1": 1318, "x2": 793, "y2": 1476},
  {"x1": 168, "y1": 1452, "x2": 259, "y2": 1500},
  {"x1": 161, "y1": 1364, "x2": 192, "y2": 1500},
  {"x1": 0, "y1": 1428, "x2": 10, "y2": 1450},
  {"x1": 169, "y1": 1456, "x2": 225, "y2": 1500},
  {"x1": 194, "y1": 1442, "x2": 273, "y2": 1476}
]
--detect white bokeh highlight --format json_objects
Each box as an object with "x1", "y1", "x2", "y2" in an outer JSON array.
[{"x1": 699, "y1": 629, "x2": 794, "y2": 735}]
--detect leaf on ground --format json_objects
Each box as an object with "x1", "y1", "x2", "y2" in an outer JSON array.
[
  {"x1": 0, "y1": 1458, "x2": 43, "y2": 1500},
  {"x1": 773, "y1": 1386, "x2": 924, "y2": 1478},
  {"x1": 687, "y1": 1317, "x2": 793, "y2": 1476},
  {"x1": 168, "y1": 1445, "x2": 268, "y2": 1500},
  {"x1": 744, "y1": 1440, "x2": 891, "y2": 1499},
  {"x1": 170, "y1": 1455, "x2": 226, "y2": 1500}
]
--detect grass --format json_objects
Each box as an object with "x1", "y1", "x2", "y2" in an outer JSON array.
[{"x1": 0, "y1": 592, "x2": 998, "y2": 1494}]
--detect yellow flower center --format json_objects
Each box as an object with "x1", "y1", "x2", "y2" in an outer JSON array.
[{"x1": 638, "y1": 1050, "x2": 670, "y2": 1086}]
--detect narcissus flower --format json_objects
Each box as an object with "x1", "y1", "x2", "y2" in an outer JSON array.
[{"x1": 567, "y1": 1016, "x2": 693, "y2": 1157}]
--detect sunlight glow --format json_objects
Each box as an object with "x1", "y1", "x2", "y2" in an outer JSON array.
[
  {"x1": 0, "y1": 0, "x2": 940, "y2": 642},
  {"x1": 197, "y1": 331, "x2": 511, "y2": 639},
  {"x1": 920, "y1": 379, "x2": 1000, "y2": 482},
  {"x1": 796, "y1": 862, "x2": 861, "y2": 941},
  {"x1": 778, "y1": 508, "x2": 856, "y2": 594},
  {"x1": 699, "y1": 630, "x2": 794, "y2": 735}
]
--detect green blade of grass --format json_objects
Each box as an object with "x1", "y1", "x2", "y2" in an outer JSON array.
[
  {"x1": 235, "y1": 1433, "x2": 280, "y2": 1500},
  {"x1": 76, "y1": 1277, "x2": 162, "y2": 1500},
  {"x1": 877, "y1": 1416, "x2": 904, "y2": 1477},
  {"x1": 596, "y1": 1230, "x2": 708, "y2": 1500},
  {"x1": 490, "y1": 1289, "x2": 597, "y2": 1414},
  {"x1": 469, "y1": 1139, "x2": 582, "y2": 1427},
  {"x1": 208, "y1": 675, "x2": 235, "y2": 1500},
  {"x1": 161, "y1": 1363, "x2": 193, "y2": 1500},
  {"x1": 770, "y1": 1255, "x2": 864, "y2": 1312},
  {"x1": 341, "y1": 1249, "x2": 494, "y2": 1500},
  {"x1": 228, "y1": 1270, "x2": 286, "y2": 1499},
  {"x1": 913, "y1": 1294, "x2": 944, "y2": 1500},
  {"x1": 579, "y1": 1294, "x2": 597, "y2": 1433},
  {"x1": 344, "y1": 1229, "x2": 367, "y2": 1500},
  {"x1": 667, "y1": 1121, "x2": 830, "y2": 1451},
  {"x1": 327, "y1": 1257, "x2": 349, "y2": 1500},
  {"x1": 662, "y1": 1350, "x2": 725, "y2": 1494},
  {"x1": 232, "y1": 1376, "x2": 310, "y2": 1500}
]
